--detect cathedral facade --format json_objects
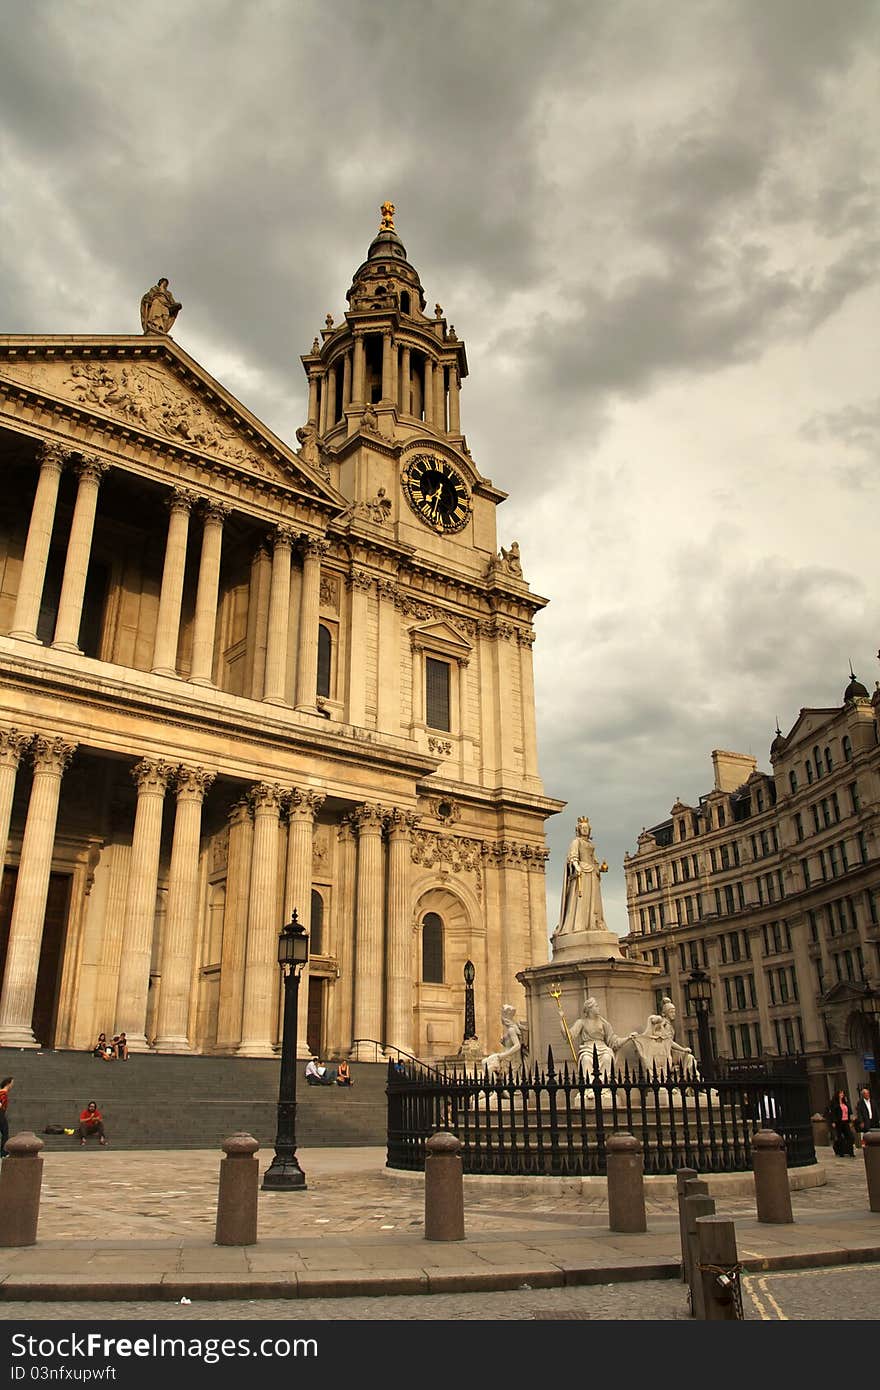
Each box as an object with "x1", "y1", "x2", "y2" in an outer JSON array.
[{"x1": 0, "y1": 205, "x2": 563, "y2": 1061}]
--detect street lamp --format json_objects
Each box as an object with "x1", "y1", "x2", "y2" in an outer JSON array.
[
  {"x1": 686, "y1": 967, "x2": 714, "y2": 1075},
  {"x1": 462, "y1": 959, "x2": 476, "y2": 1043},
  {"x1": 261, "y1": 909, "x2": 310, "y2": 1192}
]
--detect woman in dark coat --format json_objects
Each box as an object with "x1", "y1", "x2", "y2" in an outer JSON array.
[{"x1": 827, "y1": 1088, "x2": 855, "y2": 1157}]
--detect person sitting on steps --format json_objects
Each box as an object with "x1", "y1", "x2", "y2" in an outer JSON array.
[
  {"x1": 113, "y1": 1033, "x2": 129, "y2": 1060},
  {"x1": 335, "y1": 1059, "x2": 353, "y2": 1087},
  {"x1": 305, "y1": 1057, "x2": 333, "y2": 1085},
  {"x1": 78, "y1": 1101, "x2": 108, "y2": 1147},
  {"x1": 91, "y1": 1033, "x2": 115, "y2": 1061}
]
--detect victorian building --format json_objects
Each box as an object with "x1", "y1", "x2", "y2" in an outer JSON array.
[
  {"x1": 623, "y1": 673, "x2": 880, "y2": 1105},
  {"x1": 0, "y1": 204, "x2": 563, "y2": 1062}
]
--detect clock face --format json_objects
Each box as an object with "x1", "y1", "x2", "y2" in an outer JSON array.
[{"x1": 402, "y1": 453, "x2": 470, "y2": 533}]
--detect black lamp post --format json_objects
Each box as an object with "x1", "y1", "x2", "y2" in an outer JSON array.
[
  {"x1": 862, "y1": 981, "x2": 880, "y2": 1104},
  {"x1": 261, "y1": 909, "x2": 310, "y2": 1192},
  {"x1": 462, "y1": 959, "x2": 476, "y2": 1043},
  {"x1": 686, "y1": 967, "x2": 714, "y2": 1076}
]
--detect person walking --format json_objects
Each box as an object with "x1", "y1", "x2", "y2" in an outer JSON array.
[
  {"x1": 857, "y1": 1086, "x2": 877, "y2": 1144},
  {"x1": 828, "y1": 1088, "x2": 855, "y2": 1157},
  {"x1": 77, "y1": 1100, "x2": 108, "y2": 1147},
  {"x1": 0, "y1": 1076, "x2": 12, "y2": 1157}
]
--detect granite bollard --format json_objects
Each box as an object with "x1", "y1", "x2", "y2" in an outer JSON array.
[
  {"x1": 424, "y1": 1130, "x2": 465, "y2": 1241},
  {"x1": 606, "y1": 1131, "x2": 647, "y2": 1233},
  {"x1": 0, "y1": 1132, "x2": 44, "y2": 1247},
  {"x1": 215, "y1": 1132, "x2": 260, "y2": 1246},
  {"x1": 752, "y1": 1127, "x2": 793, "y2": 1224},
  {"x1": 863, "y1": 1129, "x2": 880, "y2": 1213}
]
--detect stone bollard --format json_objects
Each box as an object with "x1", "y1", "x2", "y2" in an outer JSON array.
[
  {"x1": 863, "y1": 1130, "x2": 880, "y2": 1213},
  {"x1": 684, "y1": 1191, "x2": 715, "y2": 1318},
  {"x1": 215, "y1": 1133, "x2": 260, "y2": 1246},
  {"x1": 695, "y1": 1216, "x2": 741, "y2": 1320},
  {"x1": 0, "y1": 1132, "x2": 44, "y2": 1247},
  {"x1": 811, "y1": 1112, "x2": 831, "y2": 1150},
  {"x1": 681, "y1": 1179, "x2": 711, "y2": 1294},
  {"x1": 606, "y1": 1132, "x2": 646, "y2": 1233},
  {"x1": 424, "y1": 1130, "x2": 465, "y2": 1241},
  {"x1": 752, "y1": 1127, "x2": 793, "y2": 1224},
  {"x1": 675, "y1": 1168, "x2": 698, "y2": 1282}
]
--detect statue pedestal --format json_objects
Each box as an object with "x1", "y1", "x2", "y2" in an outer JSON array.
[{"x1": 517, "y1": 957, "x2": 660, "y2": 1073}]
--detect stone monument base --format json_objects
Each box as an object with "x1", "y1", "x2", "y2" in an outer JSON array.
[{"x1": 517, "y1": 957, "x2": 660, "y2": 1073}]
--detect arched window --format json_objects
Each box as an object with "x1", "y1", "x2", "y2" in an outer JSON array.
[
  {"x1": 422, "y1": 912, "x2": 444, "y2": 983},
  {"x1": 789, "y1": 770, "x2": 798, "y2": 794},
  {"x1": 843, "y1": 735, "x2": 853, "y2": 763},
  {"x1": 813, "y1": 745, "x2": 822, "y2": 779},
  {"x1": 310, "y1": 889, "x2": 324, "y2": 955},
  {"x1": 824, "y1": 746, "x2": 833, "y2": 773},
  {"x1": 399, "y1": 290, "x2": 411, "y2": 314},
  {"x1": 317, "y1": 624, "x2": 332, "y2": 699},
  {"x1": 806, "y1": 761, "x2": 813, "y2": 785}
]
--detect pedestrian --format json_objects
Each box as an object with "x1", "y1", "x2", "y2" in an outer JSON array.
[
  {"x1": 77, "y1": 1100, "x2": 108, "y2": 1147},
  {"x1": 0, "y1": 1076, "x2": 13, "y2": 1157},
  {"x1": 857, "y1": 1086, "x2": 877, "y2": 1144},
  {"x1": 828, "y1": 1088, "x2": 855, "y2": 1157}
]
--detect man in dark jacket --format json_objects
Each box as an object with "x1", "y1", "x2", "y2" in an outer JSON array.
[{"x1": 857, "y1": 1086, "x2": 877, "y2": 1137}]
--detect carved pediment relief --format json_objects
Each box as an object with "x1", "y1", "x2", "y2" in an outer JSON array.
[
  {"x1": 0, "y1": 354, "x2": 328, "y2": 494},
  {"x1": 784, "y1": 709, "x2": 840, "y2": 749}
]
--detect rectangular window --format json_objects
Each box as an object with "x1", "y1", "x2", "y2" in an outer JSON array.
[
  {"x1": 735, "y1": 975, "x2": 746, "y2": 1009},
  {"x1": 748, "y1": 973, "x2": 757, "y2": 1007},
  {"x1": 729, "y1": 1026, "x2": 739, "y2": 1058},
  {"x1": 859, "y1": 831, "x2": 869, "y2": 865},
  {"x1": 710, "y1": 848, "x2": 718, "y2": 872},
  {"x1": 812, "y1": 805, "x2": 821, "y2": 834},
  {"x1": 768, "y1": 971, "x2": 777, "y2": 1005},
  {"x1": 832, "y1": 792, "x2": 841, "y2": 823},
  {"x1": 649, "y1": 905, "x2": 657, "y2": 930},
  {"x1": 794, "y1": 813, "x2": 804, "y2": 842},
  {"x1": 733, "y1": 840, "x2": 741, "y2": 867},
  {"x1": 425, "y1": 658, "x2": 451, "y2": 731},
  {"x1": 679, "y1": 944, "x2": 687, "y2": 971},
  {"x1": 740, "y1": 1024, "x2": 753, "y2": 1058},
  {"x1": 808, "y1": 910, "x2": 818, "y2": 942},
  {"x1": 729, "y1": 932, "x2": 741, "y2": 962},
  {"x1": 850, "y1": 782, "x2": 861, "y2": 814},
  {"x1": 802, "y1": 858, "x2": 811, "y2": 889},
  {"x1": 724, "y1": 977, "x2": 732, "y2": 1010},
  {"x1": 719, "y1": 934, "x2": 727, "y2": 964},
  {"x1": 639, "y1": 908, "x2": 647, "y2": 932},
  {"x1": 658, "y1": 901, "x2": 666, "y2": 928},
  {"x1": 724, "y1": 885, "x2": 735, "y2": 914}
]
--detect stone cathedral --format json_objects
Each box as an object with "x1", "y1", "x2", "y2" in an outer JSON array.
[{"x1": 0, "y1": 204, "x2": 563, "y2": 1062}]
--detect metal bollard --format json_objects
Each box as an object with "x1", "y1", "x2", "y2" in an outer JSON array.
[
  {"x1": 684, "y1": 1191, "x2": 715, "y2": 1318},
  {"x1": 675, "y1": 1168, "x2": 698, "y2": 1282},
  {"x1": 424, "y1": 1130, "x2": 465, "y2": 1241},
  {"x1": 606, "y1": 1132, "x2": 646, "y2": 1233},
  {"x1": 752, "y1": 1127, "x2": 793, "y2": 1224},
  {"x1": 863, "y1": 1130, "x2": 880, "y2": 1213},
  {"x1": 681, "y1": 1179, "x2": 711, "y2": 1293},
  {"x1": 695, "y1": 1216, "x2": 741, "y2": 1320},
  {"x1": 215, "y1": 1133, "x2": 260, "y2": 1246},
  {"x1": 0, "y1": 1132, "x2": 44, "y2": 1247}
]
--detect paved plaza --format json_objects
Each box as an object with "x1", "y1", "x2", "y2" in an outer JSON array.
[{"x1": 0, "y1": 1143, "x2": 878, "y2": 1318}]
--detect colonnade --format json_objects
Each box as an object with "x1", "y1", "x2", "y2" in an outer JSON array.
[
  {"x1": 312, "y1": 330, "x2": 462, "y2": 436},
  {"x1": 10, "y1": 441, "x2": 328, "y2": 711},
  {"x1": 0, "y1": 724, "x2": 419, "y2": 1056}
]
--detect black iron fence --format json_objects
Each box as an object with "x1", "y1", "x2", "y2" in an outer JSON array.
[{"x1": 387, "y1": 1049, "x2": 815, "y2": 1176}]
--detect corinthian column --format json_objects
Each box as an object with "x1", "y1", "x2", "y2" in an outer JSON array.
[
  {"x1": 351, "y1": 803, "x2": 387, "y2": 1059},
  {"x1": 114, "y1": 757, "x2": 173, "y2": 1050},
  {"x1": 10, "y1": 443, "x2": 67, "y2": 642},
  {"x1": 189, "y1": 501, "x2": 229, "y2": 685},
  {"x1": 0, "y1": 729, "x2": 31, "y2": 874},
  {"x1": 385, "y1": 810, "x2": 417, "y2": 1054},
  {"x1": 153, "y1": 765, "x2": 215, "y2": 1052},
  {"x1": 332, "y1": 816, "x2": 357, "y2": 1052},
  {"x1": 284, "y1": 787, "x2": 325, "y2": 1058},
  {"x1": 352, "y1": 332, "x2": 366, "y2": 406},
  {"x1": 52, "y1": 456, "x2": 109, "y2": 652},
  {"x1": 448, "y1": 368, "x2": 461, "y2": 433},
  {"x1": 215, "y1": 798, "x2": 253, "y2": 1052},
  {"x1": 0, "y1": 736, "x2": 76, "y2": 1047},
  {"x1": 381, "y1": 331, "x2": 394, "y2": 404},
  {"x1": 400, "y1": 346, "x2": 412, "y2": 415},
  {"x1": 263, "y1": 525, "x2": 295, "y2": 705},
  {"x1": 237, "y1": 782, "x2": 283, "y2": 1056},
  {"x1": 151, "y1": 489, "x2": 195, "y2": 676},
  {"x1": 295, "y1": 537, "x2": 327, "y2": 711},
  {"x1": 423, "y1": 358, "x2": 434, "y2": 427}
]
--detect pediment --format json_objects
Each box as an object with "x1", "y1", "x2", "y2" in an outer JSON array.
[
  {"x1": 783, "y1": 708, "x2": 839, "y2": 749},
  {"x1": 0, "y1": 338, "x2": 341, "y2": 504},
  {"x1": 409, "y1": 618, "x2": 473, "y2": 661}
]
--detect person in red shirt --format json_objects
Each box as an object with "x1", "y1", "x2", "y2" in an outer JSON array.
[
  {"x1": 0, "y1": 1076, "x2": 12, "y2": 1157},
  {"x1": 77, "y1": 1100, "x2": 108, "y2": 1147}
]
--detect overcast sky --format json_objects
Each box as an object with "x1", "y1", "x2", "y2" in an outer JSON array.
[{"x1": 2, "y1": 1, "x2": 878, "y2": 937}]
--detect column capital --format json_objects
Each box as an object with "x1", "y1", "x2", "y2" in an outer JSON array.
[
  {"x1": 303, "y1": 535, "x2": 329, "y2": 561},
  {"x1": 272, "y1": 524, "x2": 296, "y2": 551},
  {"x1": 75, "y1": 455, "x2": 110, "y2": 484},
  {"x1": 347, "y1": 567, "x2": 374, "y2": 594},
  {"x1": 167, "y1": 487, "x2": 197, "y2": 516},
  {"x1": 287, "y1": 788, "x2": 326, "y2": 822},
  {"x1": 37, "y1": 441, "x2": 71, "y2": 473},
  {"x1": 337, "y1": 815, "x2": 356, "y2": 844},
  {"x1": 130, "y1": 757, "x2": 173, "y2": 795},
  {"x1": 386, "y1": 808, "x2": 419, "y2": 839},
  {"x1": 174, "y1": 764, "x2": 216, "y2": 801},
  {"x1": 351, "y1": 801, "x2": 388, "y2": 833},
  {"x1": 31, "y1": 735, "x2": 77, "y2": 777},
  {"x1": 201, "y1": 500, "x2": 231, "y2": 526},
  {"x1": 227, "y1": 796, "x2": 254, "y2": 827},
  {"x1": 0, "y1": 728, "x2": 31, "y2": 770},
  {"x1": 247, "y1": 781, "x2": 283, "y2": 813}
]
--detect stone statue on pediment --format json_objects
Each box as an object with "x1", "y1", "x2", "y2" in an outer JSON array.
[{"x1": 140, "y1": 278, "x2": 182, "y2": 335}]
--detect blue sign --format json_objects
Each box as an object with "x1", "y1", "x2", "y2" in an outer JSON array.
[{"x1": 865, "y1": 1056, "x2": 878, "y2": 1072}]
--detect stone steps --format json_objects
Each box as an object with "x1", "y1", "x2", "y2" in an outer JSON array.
[{"x1": 0, "y1": 1047, "x2": 389, "y2": 1151}]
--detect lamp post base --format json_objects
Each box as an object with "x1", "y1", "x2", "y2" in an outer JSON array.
[{"x1": 261, "y1": 1154, "x2": 307, "y2": 1191}]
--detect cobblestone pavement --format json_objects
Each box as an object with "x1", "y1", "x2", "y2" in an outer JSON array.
[{"x1": 27, "y1": 1147, "x2": 867, "y2": 1242}]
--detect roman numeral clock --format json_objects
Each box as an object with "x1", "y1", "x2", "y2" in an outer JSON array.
[{"x1": 402, "y1": 453, "x2": 471, "y2": 534}]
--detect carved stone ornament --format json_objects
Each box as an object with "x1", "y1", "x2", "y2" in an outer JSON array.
[
  {"x1": 287, "y1": 788, "x2": 326, "y2": 821},
  {"x1": 337, "y1": 488, "x2": 392, "y2": 527},
  {"x1": 319, "y1": 574, "x2": 340, "y2": 611},
  {"x1": 175, "y1": 765, "x2": 216, "y2": 800},
  {"x1": 130, "y1": 757, "x2": 173, "y2": 795},
  {"x1": 312, "y1": 828, "x2": 329, "y2": 868},
  {"x1": 411, "y1": 830, "x2": 484, "y2": 893},
  {"x1": 0, "y1": 728, "x2": 31, "y2": 769},
  {"x1": 295, "y1": 422, "x2": 331, "y2": 481},
  {"x1": 352, "y1": 802, "x2": 388, "y2": 832},
  {"x1": 428, "y1": 737, "x2": 453, "y2": 757},
  {"x1": 386, "y1": 808, "x2": 419, "y2": 838},
  {"x1": 248, "y1": 781, "x2": 283, "y2": 813},
  {"x1": 30, "y1": 736, "x2": 77, "y2": 777},
  {"x1": 426, "y1": 796, "x2": 460, "y2": 825},
  {"x1": 347, "y1": 567, "x2": 374, "y2": 594},
  {"x1": 140, "y1": 278, "x2": 182, "y2": 334},
  {"x1": 210, "y1": 826, "x2": 230, "y2": 873}
]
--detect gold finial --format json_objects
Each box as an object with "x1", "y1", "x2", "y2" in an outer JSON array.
[{"x1": 380, "y1": 200, "x2": 396, "y2": 231}]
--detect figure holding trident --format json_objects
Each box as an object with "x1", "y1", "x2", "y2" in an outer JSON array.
[{"x1": 549, "y1": 982, "x2": 577, "y2": 1066}]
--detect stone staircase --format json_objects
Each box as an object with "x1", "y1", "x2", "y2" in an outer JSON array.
[{"x1": 0, "y1": 1048, "x2": 389, "y2": 1151}]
